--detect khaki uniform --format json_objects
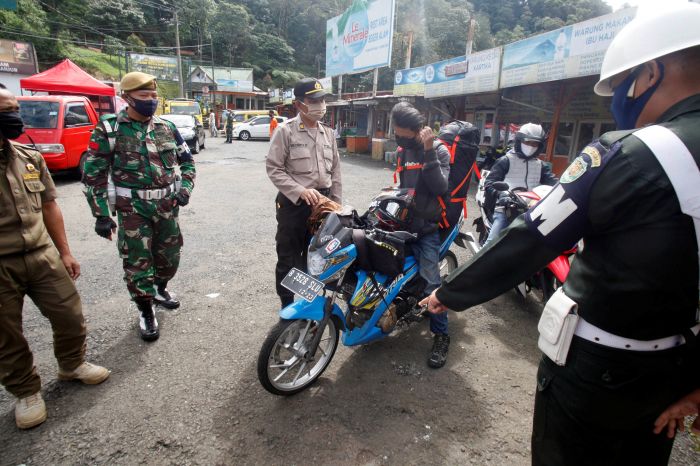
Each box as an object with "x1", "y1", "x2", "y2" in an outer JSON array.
[
  {"x1": 265, "y1": 116, "x2": 342, "y2": 305},
  {"x1": 0, "y1": 141, "x2": 85, "y2": 398}
]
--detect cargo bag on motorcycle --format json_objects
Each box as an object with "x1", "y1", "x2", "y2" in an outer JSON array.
[
  {"x1": 352, "y1": 228, "x2": 407, "y2": 278},
  {"x1": 436, "y1": 120, "x2": 481, "y2": 228}
]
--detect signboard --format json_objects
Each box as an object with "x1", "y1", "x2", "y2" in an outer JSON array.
[
  {"x1": 424, "y1": 47, "x2": 501, "y2": 99},
  {"x1": 393, "y1": 65, "x2": 426, "y2": 96},
  {"x1": 0, "y1": 0, "x2": 17, "y2": 11},
  {"x1": 128, "y1": 53, "x2": 179, "y2": 82},
  {"x1": 283, "y1": 89, "x2": 294, "y2": 105},
  {"x1": 319, "y1": 76, "x2": 333, "y2": 93},
  {"x1": 212, "y1": 67, "x2": 253, "y2": 93},
  {"x1": 268, "y1": 88, "x2": 282, "y2": 103},
  {"x1": 325, "y1": 0, "x2": 395, "y2": 77},
  {"x1": 501, "y1": 8, "x2": 636, "y2": 88},
  {"x1": 0, "y1": 39, "x2": 37, "y2": 75}
]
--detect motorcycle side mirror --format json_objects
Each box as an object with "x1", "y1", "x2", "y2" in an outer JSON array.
[{"x1": 492, "y1": 181, "x2": 509, "y2": 191}]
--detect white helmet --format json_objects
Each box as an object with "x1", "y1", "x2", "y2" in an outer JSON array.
[
  {"x1": 514, "y1": 123, "x2": 546, "y2": 158},
  {"x1": 595, "y1": 2, "x2": 700, "y2": 96}
]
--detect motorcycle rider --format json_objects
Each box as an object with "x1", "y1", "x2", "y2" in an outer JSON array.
[
  {"x1": 391, "y1": 102, "x2": 452, "y2": 368},
  {"x1": 482, "y1": 123, "x2": 557, "y2": 246},
  {"x1": 422, "y1": 3, "x2": 700, "y2": 464}
]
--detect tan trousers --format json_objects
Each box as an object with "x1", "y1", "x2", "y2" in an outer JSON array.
[{"x1": 0, "y1": 246, "x2": 86, "y2": 398}]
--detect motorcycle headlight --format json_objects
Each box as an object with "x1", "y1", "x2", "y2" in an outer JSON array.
[{"x1": 308, "y1": 249, "x2": 329, "y2": 276}]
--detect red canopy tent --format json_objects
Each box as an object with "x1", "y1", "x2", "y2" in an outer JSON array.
[
  {"x1": 20, "y1": 59, "x2": 115, "y2": 96},
  {"x1": 20, "y1": 59, "x2": 118, "y2": 114}
]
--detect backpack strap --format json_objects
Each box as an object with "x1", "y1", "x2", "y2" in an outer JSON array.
[{"x1": 632, "y1": 125, "x2": 700, "y2": 295}]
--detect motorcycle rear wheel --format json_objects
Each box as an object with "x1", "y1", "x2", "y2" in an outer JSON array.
[{"x1": 257, "y1": 318, "x2": 339, "y2": 396}]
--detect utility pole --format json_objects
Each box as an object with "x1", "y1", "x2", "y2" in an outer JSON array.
[
  {"x1": 405, "y1": 30, "x2": 414, "y2": 69},
  {"x1": 210, "y1": 36, "x2": 215, "y2": 107},
  {"x1": 174, "y1": 10, "x2": 185, "y2": 98},
  {"x1": 372, "y1": 68, "x2": 379, "y2": 97},
  {"x1": 465, "y1": 18, "x2": 477, "y2": 56}
]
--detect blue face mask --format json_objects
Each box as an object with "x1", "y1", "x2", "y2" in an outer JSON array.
[
  {"x1": 128, "y1": 97, "x2": 159, "y2": 118},
  {"x1": 610, "y1": 62, "x2": 664, "y2": 130}
]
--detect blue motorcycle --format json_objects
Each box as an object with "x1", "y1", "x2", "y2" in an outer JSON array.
[{"x1": 257, "y1": 207, "x2": 468, "y2": 396}]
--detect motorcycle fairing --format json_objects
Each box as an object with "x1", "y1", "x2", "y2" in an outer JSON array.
[
  {"x1": 547, "y1": 254, "x2": 571, "y2": 283},
  {"x1": 279, "y1": 295, "x2": 347, "y2": 330}
]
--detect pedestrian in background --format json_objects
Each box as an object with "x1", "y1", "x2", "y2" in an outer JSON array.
[
  {"x1": 209, "y1": 111, "x2": 217, "y2": 138},
  {"x1": 0, "y1": 85, "x2": 109, "y2": 430},
  {"x1": 266, "y1": 78, "x2": 342, "y2": 308},
  {"x1": 83, "y1": 72, "x2": 196, "y2": 342},
  {"x1": 225, "y1": 111, "x2": 234, "y2": 143},
  {"x1": 268, "y1": 109, "x2": 278, "y2": 138}
]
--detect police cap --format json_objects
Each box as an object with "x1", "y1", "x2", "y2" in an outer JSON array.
[
  {"x1": 120, "y1": 72, "x2": 157, "y2": 92},
  {"x1": 293, "y1": 78, "x2": 329, "y2": 100}
]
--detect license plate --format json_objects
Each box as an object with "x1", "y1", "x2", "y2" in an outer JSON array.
[{"x1": 281, "y1": 268, "x2": 324, "y2": 302}]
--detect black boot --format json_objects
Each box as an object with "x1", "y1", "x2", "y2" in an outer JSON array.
[
  {"x1": 154, "y1": 282, "x2": 180, "y2": 309},
  {"x1": 428, "y1": 334, "x2": 450, "y2": 368},
  {"x1": 136, "y1": 299, "x2": 159, "y2": 342}
]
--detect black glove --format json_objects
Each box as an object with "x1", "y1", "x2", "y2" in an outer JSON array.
[
  {"x1": 496, "y1": 191, "x2": 512, "y2": 207},
  {"x1": 95, "y1": 216, "x2": 117, "y2": 239},
  {"x1": 174, "y1": 191, "x2": 190, "y2": 207}
]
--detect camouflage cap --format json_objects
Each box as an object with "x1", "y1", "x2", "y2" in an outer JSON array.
[{"x1": 120, "y1": 72, "x2": 157, "y2": 92}]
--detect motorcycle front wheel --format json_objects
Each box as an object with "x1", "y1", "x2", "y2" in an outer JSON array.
[
  {"x1": 257, "y1": 318, "x2": 339, "y2": 396},
  {"x1": 439, "y1": 250, "x2": 458, "y2": 278}
]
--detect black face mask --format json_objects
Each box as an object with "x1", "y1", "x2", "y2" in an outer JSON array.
[
  {"x1": 395, "y1": 135, "x2": 419, "y2": 149},
  {"x1": 0, "y1": 111, "x2": 25, "y2": 140}
]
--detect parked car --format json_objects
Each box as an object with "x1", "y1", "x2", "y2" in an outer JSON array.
[
  {"x1": 16, "y1": 95, "x2": 99, "y2": 174},
  {"x1": 232, "y1": 115, "x2": 287, "y2": 140},
  {"x1": 160, "y1": 114, "x2": 205, "y2": 154},
  {"x1": 228, "y1": 110, "x2": 278, "y2": 129},
  {"x1": 163, "y1": 99, "x2": 203, "y2": 125}
]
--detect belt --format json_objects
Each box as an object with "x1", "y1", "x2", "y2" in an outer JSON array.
[
  {"x1": 115, "y1": 183, "x2": 175, "y2": 200},
  {"x1": 575, "y1": 317, "x2": 700, "y2": 352}
]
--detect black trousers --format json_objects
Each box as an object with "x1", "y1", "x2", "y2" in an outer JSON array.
[
  {"x1": 532, "y1": 336, "x2": 699, "y2": 466},
  {"x1": 274, "y1": 193, "x2": 313, "y2": 306}
]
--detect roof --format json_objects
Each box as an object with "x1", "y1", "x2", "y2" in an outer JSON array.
[{"x1": 20, "y1": 59, "x2": 116, "y2": 97}]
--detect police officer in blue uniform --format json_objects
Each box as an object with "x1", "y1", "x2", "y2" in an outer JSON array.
[{"x1": 422, "y1": 4, "x2": 700, "y2": 464}]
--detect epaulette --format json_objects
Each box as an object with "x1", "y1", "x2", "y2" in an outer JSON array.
[
  {"x1": 599, "y1": 128, "x2": 637, "y2": 148},
  {"x1": 10, "y1": 141, "x2": 42, "y2": 161}
]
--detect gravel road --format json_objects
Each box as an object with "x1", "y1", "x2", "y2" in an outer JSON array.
[{"x1": 1, "y1": 136, "x2": 697, "y2": 465}]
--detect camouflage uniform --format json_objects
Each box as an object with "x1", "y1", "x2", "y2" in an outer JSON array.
[{"x1": 83, "y1": 110, "x2": 195, "y2": 301}]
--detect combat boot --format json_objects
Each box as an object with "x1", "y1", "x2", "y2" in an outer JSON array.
[
  {"x1": 154, "y1": 282, "x2": 180, "y2": 309},
  {"x1": 15, "y1": 392, "x2": 47, "y2": 429},
  {"x1": 136, "y1": 299, "x2": 159, "y2": 341}
]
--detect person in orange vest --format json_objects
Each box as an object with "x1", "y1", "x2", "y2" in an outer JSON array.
[{"x1": 268, "y1": 110, "x2": 278, "y2": 137}]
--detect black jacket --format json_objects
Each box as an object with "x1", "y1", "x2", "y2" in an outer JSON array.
[
  {"x1": 397, "y1": 143, "x2": 451, "y2": 236},
  {"x1": 437, "y1": 94, "x2": 700, "y2": 340}
]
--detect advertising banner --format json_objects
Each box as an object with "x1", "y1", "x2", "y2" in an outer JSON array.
[
  {"x1": 424, "y1": 47, "x2": 501, "y2": 99},
  {"x1": 325, "y1": 0, "x2": 395, "y2": 77},
  {"x1": 500, "y1": 8, "x2": 636, "y2": 88},
  {"x1": 128, "y1": 53, "x2": 179, "y2": 81},
  {"x1": 212, "y1": 67, "x2": 254, "y2": 93},
  {"x1": 393, "y1": 65, "x2": 426, "y2": 96},
  {"x1": 0, "y1": 39, "x2": 37, "y2": 75}
]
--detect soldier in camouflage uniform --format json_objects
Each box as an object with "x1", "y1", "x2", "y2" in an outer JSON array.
[{"x1": 83, "y1": 72, "x2": 196, "y2": 341}]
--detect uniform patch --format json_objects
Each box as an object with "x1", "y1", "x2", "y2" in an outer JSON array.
[
  {"x1": 89, "y1": 141, "x2": 100, "y2": 150},
  {"x1": 25, "y1": 163, "x2": 35, "y2": 172},
  {"x1": 582, "y1": 146, "x2": 601, "y2": 167},
  {"x1": 560, "y1": 156, "x2": 588, "y2": 184},
  {"x1": 22, "y1": 172, "x2": 40, "y2": 180}
]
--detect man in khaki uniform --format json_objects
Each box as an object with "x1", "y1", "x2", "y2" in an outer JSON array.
[
  {"x1": 266, "y1": 78, "x2": 342, "y2": 308},
  {"x1": 0, "y1": 86, "x2": 109, "y2": 429}
]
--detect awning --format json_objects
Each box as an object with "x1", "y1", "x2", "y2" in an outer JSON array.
[{"x1": 20, "y1": 59, "x2": 115, "y2": 96}]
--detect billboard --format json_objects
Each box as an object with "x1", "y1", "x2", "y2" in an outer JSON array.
[
  {"x1": 393, "y1": 65, "x2": 426, "y2": 96},
  {"x1": 128, "y1": 53, "x2": 179, "y2": 82},
  {"x1": 500, "y1": 8, "x2": 636, "y2": 88},
  {"x1": 325, "y1": 0, "x2": 395, "y2": 77},
  {"x1": 424, "y1": 47, "x2": 501, "y2": 98},
  {"x1": 0, "y1": 39, "x2": 37, "y2": 75},
  {"x1": 212, "y1": 67, "x2": 253, "y2": 93}
]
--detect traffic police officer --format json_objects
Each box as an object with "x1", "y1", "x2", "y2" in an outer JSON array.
[
  {"x1": 266, "y1": 78, "x2": 342, "y2": 308},
  {"x1": 0, "y1": 85, "x2": 109, "y2": 429},
  {"x1": 422, "y1": 4, "x2": 700, "y2": 464},
  {"x1": 83, "y1": 72, "x2": 196, "y2": 342}
]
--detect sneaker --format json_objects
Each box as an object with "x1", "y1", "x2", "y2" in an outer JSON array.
[
  {"x1": 58, "y1": 362, "x2": 110, "y2": 385},
  {"x1": 428, "y1": 334, "x2": 450, "y2": 369},
  {"x1": 136, "y1": 300, "x2": 160, "y2": 341},
  {"x1": 154, "y1": 284, "x2": 180, "y2": 310},
  {"x1": 15, "y1": 392, "x2": 47, "y2": 429}
]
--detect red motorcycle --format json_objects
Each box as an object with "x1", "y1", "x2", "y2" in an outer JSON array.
[{"x1": 466, "y1": 174, "x2": 576, "y2": 303}]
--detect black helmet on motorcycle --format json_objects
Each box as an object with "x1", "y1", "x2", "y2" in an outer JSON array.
[
  {"x1": 367, "y1": 188, "x2": 414, "y2": 231},
  {"x1": 514, "y1": 123, "x2": 546, "y2": 159}
]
